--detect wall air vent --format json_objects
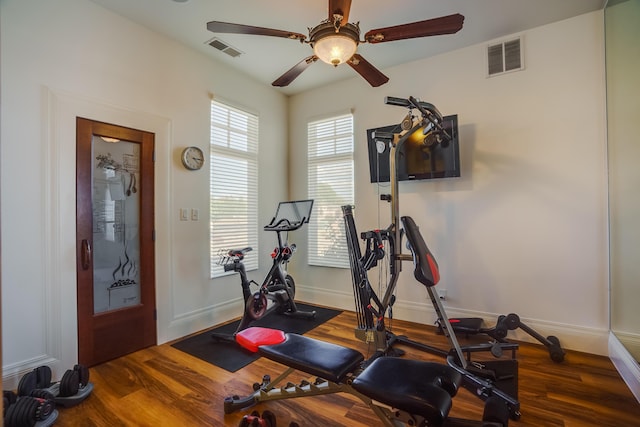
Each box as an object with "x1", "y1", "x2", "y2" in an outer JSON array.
[
  {"x1": 487, "y1": 36, "x2": 523, "y2": 76},
  {"x1": 207, "y1": 37, "x2": 243, "y2": 58}
]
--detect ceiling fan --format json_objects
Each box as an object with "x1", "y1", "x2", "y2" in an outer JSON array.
[{"x1": 206, "y1": 0, "x2": 464, "y2": 88}]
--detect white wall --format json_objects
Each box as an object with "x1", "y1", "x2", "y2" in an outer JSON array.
[
  {"x1": 0, "y1": 0, "x2": 611, "y2": 390},
  {"x1": 289, "y1": 11, "x2": 609, "y2": 355},
  {"x1": 1, "y1": 0, "x2": 288, "y2": 387}
]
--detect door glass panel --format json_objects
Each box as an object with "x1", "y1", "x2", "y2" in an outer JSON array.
[{"x1": 92, "y1": 136, "x2": 141, "y2": 313}]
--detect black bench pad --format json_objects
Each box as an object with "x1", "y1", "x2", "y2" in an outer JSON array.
[
  {"x1": 258, "y1": 334, "x2": 364, "y2": 384},
  {"x1": 352, "y1": 357, "x2": 462, "y2": 425}
]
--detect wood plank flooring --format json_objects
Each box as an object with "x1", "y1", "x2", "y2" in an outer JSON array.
[{"x1": 52, "y1": 308, "x2": 640, "y2": 426}]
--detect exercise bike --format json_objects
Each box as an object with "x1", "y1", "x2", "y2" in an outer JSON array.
[{"x1": 213, "y1": 200, "x2": 316, "y2": 342}]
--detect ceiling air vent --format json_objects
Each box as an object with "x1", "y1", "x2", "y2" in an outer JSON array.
[
  {"x1": 207, "y1": 37, "x2": 243, "y2": 58},
  {"x1": 487, "y1": 37, "x2": 523, "y2": 76}
]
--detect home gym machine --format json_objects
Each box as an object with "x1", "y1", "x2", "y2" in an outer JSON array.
[
  {"x1": 343, "y1": 96, "x2": 522, "y2": 419},
  {"x1": 213, "y1": 200, "x2": 317, "y2": 342}
]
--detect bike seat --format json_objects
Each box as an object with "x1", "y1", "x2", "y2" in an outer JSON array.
[{"x1": 228, "y1": 247, "x2": 253, "y2": 258}]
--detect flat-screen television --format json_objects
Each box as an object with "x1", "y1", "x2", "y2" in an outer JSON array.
[{"x1": 367, "y1": 114, "x2": 460, "y2": 183}]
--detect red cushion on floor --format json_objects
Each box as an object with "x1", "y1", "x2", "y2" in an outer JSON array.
[{"x1": 235, "y1": 327, "x2": 286, "y2": 352}]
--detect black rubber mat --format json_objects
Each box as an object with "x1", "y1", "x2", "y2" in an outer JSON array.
[{"x1": 171, "y1": 303, "x2": 342, "y2": 372}]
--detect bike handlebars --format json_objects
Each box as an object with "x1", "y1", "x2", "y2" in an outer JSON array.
[{"x1": 263, "y1": 216, "x2": 309, "y2": 232}]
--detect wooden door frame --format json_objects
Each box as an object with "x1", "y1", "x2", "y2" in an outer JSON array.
[{"x1": 76, "y1": 117, "x2": 157, "y2": 366}]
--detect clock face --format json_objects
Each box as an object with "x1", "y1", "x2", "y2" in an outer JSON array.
[{"x1": 181, "y1": 146, "x2": 204, "y2": 170}]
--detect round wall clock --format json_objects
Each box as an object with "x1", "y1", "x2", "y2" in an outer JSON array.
[{"x1": 181, "y1": 146, "x2": 205, "y2": 170}]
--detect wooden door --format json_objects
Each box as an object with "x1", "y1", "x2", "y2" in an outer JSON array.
[{"x1": 76, "y1": 117, "x2": 156, "y2": 367}]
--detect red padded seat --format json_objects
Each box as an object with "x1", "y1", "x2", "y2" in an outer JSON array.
[{"x1": 235, "y1": 327, "x2": 286, "y2": 353}]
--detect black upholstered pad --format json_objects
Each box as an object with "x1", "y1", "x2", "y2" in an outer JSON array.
[
  {"x1": 401, "y1": 216, "x2": 440, "y2": 288},
  {"x1": 352, "y1": 358, "x2": 462, "y2": 425},
  {"x1": 258, "y1": 334, "x2": 364, "y2": 384}
]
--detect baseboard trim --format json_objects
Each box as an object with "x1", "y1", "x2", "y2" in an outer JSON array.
[
  {"x1": 2, "y1": 355, "x2": 60, "y2": 391},
  {"x1": 163, "y1": 298, "x2": 244, "y2": 344},
  {"x1": 297, "y1": 285, "x2": 610, "y2": 355}
]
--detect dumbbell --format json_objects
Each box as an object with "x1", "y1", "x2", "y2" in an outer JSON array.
[
  {"x1": 17, "y1": 364, "x2": 90, "y2": 398},
  {"x1": 4, "y1": 390, "x2": 55, "y2": 427},
  {"x1": 58, "y1": 365, "x2": 90, "y2": 397},
  {"x1": 238, "y1": 410, "x2": 277, "y2": 427}
]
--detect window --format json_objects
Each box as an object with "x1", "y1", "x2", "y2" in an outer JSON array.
[
  {"x1": 307, "y1": 113, "x2": 354, "y2": 268},
  {"x1": 210, "y1": 100, "x2": 259, "y2": 277}
]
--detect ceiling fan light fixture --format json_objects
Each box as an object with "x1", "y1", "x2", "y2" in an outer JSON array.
[
  {"x1": 310, "y1": 22, "x2": 359, "y2": 66},
  {"x1": 313, "y1": 35, "x2": 357, "y2": 66},
  {"x1": 206, "y1": 4, "x2": 464, "y2": 88}
]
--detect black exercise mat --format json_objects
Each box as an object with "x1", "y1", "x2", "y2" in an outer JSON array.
[{"x1": 171, "y1": 303, "x2": 342, "y2": 372}]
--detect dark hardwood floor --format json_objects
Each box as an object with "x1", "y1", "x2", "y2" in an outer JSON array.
[{"x1": 52, "y1": 307, "x2": 640, "y2": 426}]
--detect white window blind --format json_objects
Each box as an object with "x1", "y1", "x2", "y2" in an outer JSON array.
[
  {"x1": 210, "y1": 100, "x2": 259, "y2": 277},
  {"x1": 307, "y1": 113, "x2": 354, "y2": 268}
]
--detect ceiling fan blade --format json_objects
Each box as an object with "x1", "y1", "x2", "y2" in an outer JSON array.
[
  {"x1": 207, "y1": 21, "x2": 307, "y2": 42},
  {"x1": 329, "y1": 0, "x2": 352, "y2": 26},
  {"x1": 347, "y1": 54, "x2": 389, "y2": 87},
  {"x1": 272, "y1": 56, "x2": 319, "y2": 87},
  {"x1": 364, "y1": 13, "x2": 464, "y2": 44}
]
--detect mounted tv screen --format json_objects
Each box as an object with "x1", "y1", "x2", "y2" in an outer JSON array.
[{"x1": 367, "y1": 114, "x2": 460, "y2": 183}]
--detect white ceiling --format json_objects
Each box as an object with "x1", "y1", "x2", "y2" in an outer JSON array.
[{"x1": 89, "y1": 0, "x2": 605, "y2": 96}]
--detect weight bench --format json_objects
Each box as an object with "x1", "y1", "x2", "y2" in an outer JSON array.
[{"x1": 224, "y1": 327, "x2": 510, "y2": 427}]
